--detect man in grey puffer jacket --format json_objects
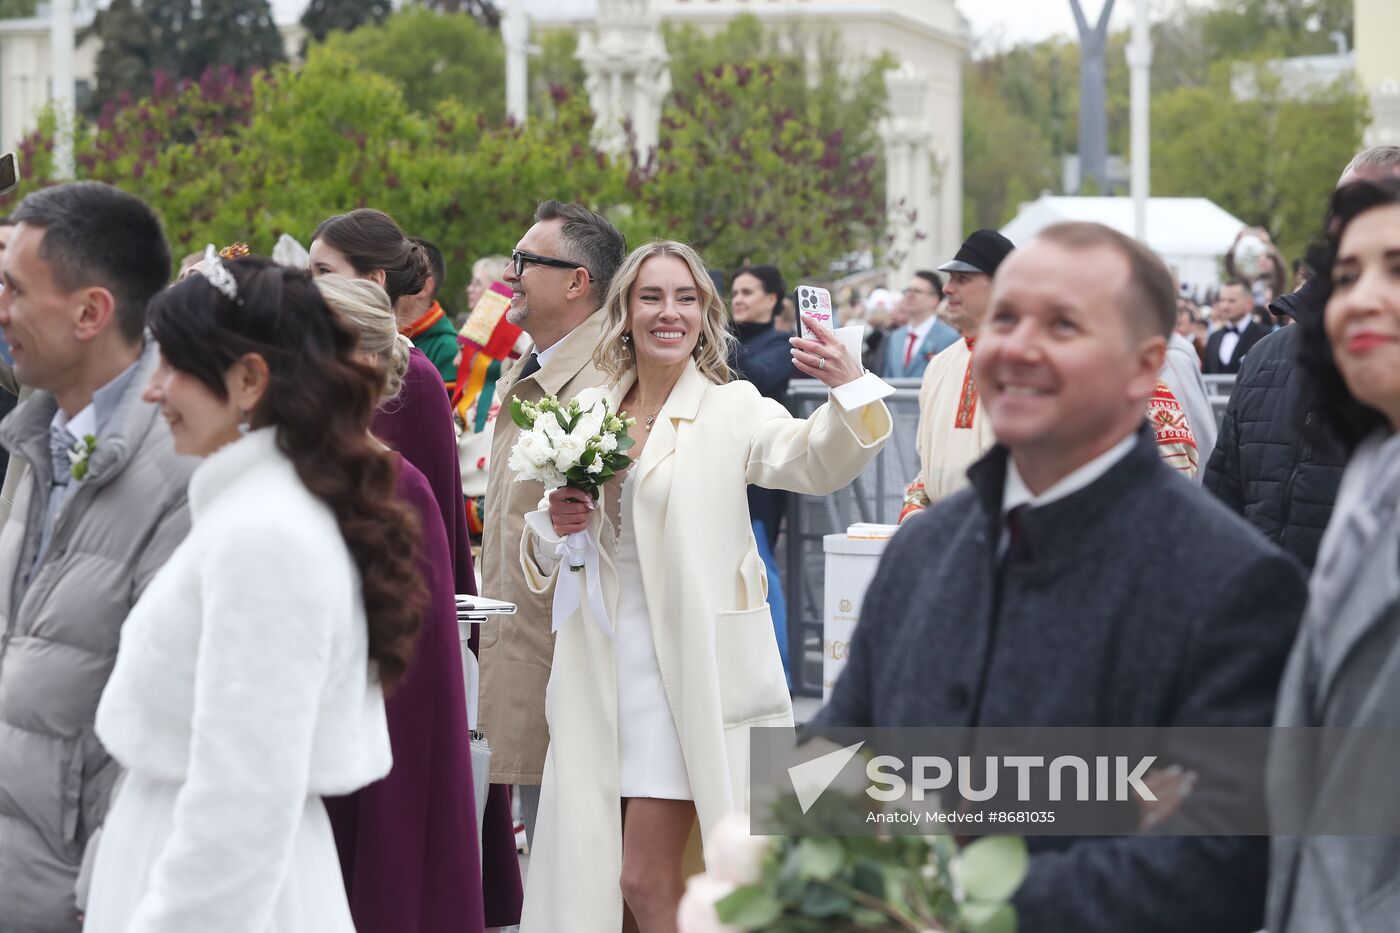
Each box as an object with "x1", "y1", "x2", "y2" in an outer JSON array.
[{"x1": 0, "y1": 183, "x2": 193, "y2": 932}]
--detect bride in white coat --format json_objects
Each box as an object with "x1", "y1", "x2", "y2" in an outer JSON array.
[
  {"x1": 519, "y1": 240, "x2": 892, "y2": 932},
  {"x1": 84, "y1": 256, "x2": 424, "y2": 932}
]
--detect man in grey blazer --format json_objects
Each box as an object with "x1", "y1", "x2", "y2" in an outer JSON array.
[{"x1": 820, "y1": 221, "x2": 1307, "y2": 932}]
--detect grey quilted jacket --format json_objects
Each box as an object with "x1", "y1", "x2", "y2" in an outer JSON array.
[{"x1": 0, "y1": 342, "x2": 192, "y2": 932}]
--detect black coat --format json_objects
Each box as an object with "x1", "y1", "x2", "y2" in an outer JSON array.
[
  {"x1": 1204, "y1": 319, "x2": 1271, "y2": 374},
  {"x1": 1203, "y1": 280, "x2": 1346, "y2": 571},
  {"x1": 818, "y1": 425, "x2": 1306, "y2": 933},
  {"x1": 730, "y1": 320, "x2": 797, "y2": 547}
]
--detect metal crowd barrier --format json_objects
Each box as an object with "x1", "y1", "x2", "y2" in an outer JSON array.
[{"x1": 777, "y1": 374, "x2": 1236, "y2": 699}]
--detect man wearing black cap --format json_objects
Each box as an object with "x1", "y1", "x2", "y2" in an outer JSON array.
[{"x1": 899, "y1": 228, "x2": 1015, "y2": 521}]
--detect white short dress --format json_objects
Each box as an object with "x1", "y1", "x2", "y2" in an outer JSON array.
[{"x1": 614, "y1": 470, "x2": 692, "y2": 800}]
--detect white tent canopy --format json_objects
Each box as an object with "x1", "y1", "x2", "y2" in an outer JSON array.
[{"x1": 999, "y1": 196, "x2": 1249, "y2": 296}]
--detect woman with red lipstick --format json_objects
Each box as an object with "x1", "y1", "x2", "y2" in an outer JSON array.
[
  {"x1": 1268, "y1": 175, "x2": 1400, "y2": 933},
  {"x1": 517, "y1": 241, "x2": 893, "y2": 933}
]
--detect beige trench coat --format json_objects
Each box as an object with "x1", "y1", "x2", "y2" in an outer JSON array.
[
  {"x1": 517, "y1": 362, "x2": 892, "y2": 932},
  {"x1": 478, "y1": 311, "x2": 611, "y2": 783}
]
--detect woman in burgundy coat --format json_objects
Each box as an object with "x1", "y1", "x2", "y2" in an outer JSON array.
[{"x1": 314, "y1": 273, "x2": 522, "y2": 930}]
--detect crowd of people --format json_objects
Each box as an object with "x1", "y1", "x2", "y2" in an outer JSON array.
[{"x1": 0, "y1": 142, "x2": 1394, "y2": 933}]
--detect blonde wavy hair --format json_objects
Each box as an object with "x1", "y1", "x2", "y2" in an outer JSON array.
[
  {"x1": 315, "y1": 274, "x2": 413, "y2": 403},
  {"x1": 592, "y1": 241, "x2": 736, "y2": 385}
]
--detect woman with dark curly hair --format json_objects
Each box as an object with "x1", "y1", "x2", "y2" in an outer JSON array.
[
  {"x1": 1270, "y1": 175, "x2": 1400, "y2": 933},
  {"x1": 83, "y1": 256, "x2": 423, "y2": 931}
]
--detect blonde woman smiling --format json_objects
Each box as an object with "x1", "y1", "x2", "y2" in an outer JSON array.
[{"x1": 519, "y1": 241, "x2": 891, "y2": 932}]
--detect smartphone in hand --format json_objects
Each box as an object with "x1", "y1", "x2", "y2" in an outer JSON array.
[
  {"x1": 793, "y1": 285, "x2": 833, "y2": 337},
  {"x1": 0, "y1": 153, "x2": 18, "y2": 197}
]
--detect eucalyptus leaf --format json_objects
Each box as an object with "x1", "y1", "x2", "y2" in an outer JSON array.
[
  {"x1": 958, "y1": 836, "x2": 1027, "y2": 903},
  {"x1": 796, "y1": 838, "x2": 844, "y2": 880},
  {"x1": 960, "y1": 900, "x2": 1017, "y2": 933},
  {"x1": 799, "y1": 883, "x2": 852, "y2": 918},
  {"x1": 714, "y1": 886, "x2": 784, "y2": 929}
]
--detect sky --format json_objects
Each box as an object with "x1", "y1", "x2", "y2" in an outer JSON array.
[{"x1": 268, "y1": 0, "x2": 1153, "y2": 47}]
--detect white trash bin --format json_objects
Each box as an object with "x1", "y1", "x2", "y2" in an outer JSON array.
[{"x1": 822, "y1": 532, "x2": 890, "y2": 701}]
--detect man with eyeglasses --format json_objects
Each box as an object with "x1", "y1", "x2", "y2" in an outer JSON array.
[
  {"x1": 478, "y1": 200, "x2": 626, "y2": 849},
  {"x1": 881, "y1": 270, "x2": 958, "y2": 379}
]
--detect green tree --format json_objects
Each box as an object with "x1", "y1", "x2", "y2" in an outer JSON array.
[
  {"x1": 530, "y1": 28, "x2": 586, "y2": 120},
  {"x1": 1152, "y1": 63, "x2": 1366, "y2": 263},
  {"x1": 0, "y1": 0, "x2": 38, "y2": 18},
  {"x1": 300, "y1": 0, "x2": 392, "y2": 46},
  {"x1": 86, "y1": 0, "x2": 284, "y2": 113},
  {"x1": 629, "y1": 63, "x2": 884, "y2": 279},
  {"x1": 322, "y1": 6, "x2": 504, "y2": 121},
  {"x1": 420, "y1": 0, "x2": 499, "y2": 29}
]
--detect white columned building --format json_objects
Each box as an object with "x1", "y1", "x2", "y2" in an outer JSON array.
[
  {"x1": 538, "y1": 0, "x2": 966, "y2": 267},
  {"x1": 575, "y1": 0, "x2": 671, "y2": 161},
  {"x1": 881, "y1": 63, "x2": 940, "y2": 285}
]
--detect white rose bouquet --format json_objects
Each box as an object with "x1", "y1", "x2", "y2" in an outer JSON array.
[{"x1": 507, "y1": 394, "x2": 636, "y2": 571}]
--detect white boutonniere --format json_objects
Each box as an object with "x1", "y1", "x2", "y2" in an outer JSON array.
[{"x1": 67, "y1": 434, "x2": 98, "y2": 481}]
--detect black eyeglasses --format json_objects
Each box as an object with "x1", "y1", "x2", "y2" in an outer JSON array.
[{"x1": 512, "y1": 250, "x2": 590, "y2": 279}]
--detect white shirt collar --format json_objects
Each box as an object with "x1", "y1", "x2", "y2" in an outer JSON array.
[
  {"x1": 1002, "y1": 430, "x2": 1139, "y2": 517},
  {"x1": 49, "y1": 358, "x2": 141, "y2": 443},
  {"x1": 533, "y1": 340, "x2": 562, "y2": 369},
  {"x1": 908, "y1": 314, "x2": 938, "y2": 344}
]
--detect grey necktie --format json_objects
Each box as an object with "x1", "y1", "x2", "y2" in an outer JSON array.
[
  {"x1": 517, "y1": 353, "x2": 541, "y2": 381},
  {"x1": 49, "y1": 422, "x2": 76, "y2": 487}
]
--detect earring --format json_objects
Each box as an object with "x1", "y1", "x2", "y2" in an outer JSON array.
[
  {"x1": 698, "y1": 333, "x2": 707, "y2": 348},
  {"x1": 237, "y1": 410, "x2": 252, "y2": 435},
  {"x1": 621, "y1": 333, "x2": 632, "y2": 347}
]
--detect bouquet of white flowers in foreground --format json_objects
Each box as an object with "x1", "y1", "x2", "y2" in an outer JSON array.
[
  {"x1": 507, "y1": 394, "x2": 636, "y2": 570},
  {"x1": 679, "y1": 804, "x2": 1027, "y2": 933}
]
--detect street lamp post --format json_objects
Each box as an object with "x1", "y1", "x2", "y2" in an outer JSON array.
[
  {"x1": 1127, "y1": 0, "x2": 1152, "y2": 242},
  {"x1": 503, "y1": 0, "x2": 529, "y2": 124},
  {"x1": 49, "y1": 0, "x2": 76, "y2": 179}
]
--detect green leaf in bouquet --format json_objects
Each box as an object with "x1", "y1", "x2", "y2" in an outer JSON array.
[
  {"x1": 850, "y1": 906, "x2": 890, "y2": 927},
  {"x1": 798, "y1": 883, "x2": 852, "y2": 918},
  {"x1": 850, "y1": 860, "x2": 887, "y2": 899},
  {"x1": 615, "y1": 433, "x2": 636, "y2": 452},
  {"x1": 509, "y1": 397, "x2": 532, "y2": 429},
  {"x1": 960, "y1": 900, "x2": 1017, "y2": 933},
  {"x1": 796, "y1": 838, "x2": 844, "y2": 880},
  {"x1": 714, "y1": 886, "x2": 785, "y2": 929},
  {"x1": 958, "y1": 837, "x2": 1027, "y2": 904},
  {"x1": 773, "y1": 841, "x2": 807, "y2": 901},
  {"x1": 555, "y1": 409, "x2": 571, "y2": 432}
]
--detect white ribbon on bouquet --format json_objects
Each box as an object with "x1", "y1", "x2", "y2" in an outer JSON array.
[{"x1": 551, "y1": 527, "x2": 614, "y2": 640}]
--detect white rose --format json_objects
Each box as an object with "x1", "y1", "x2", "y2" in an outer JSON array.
[
  {"x1": 598, "y1": 432, "x2": 618, "y2": 454},
  {"x1": 573, "y1": 406, "x2": 605, "y2": 441},
  {"x1": 676, "y1": 874, "x2": 740, "y2": 933},
  {"x1": 540, "y1": 414, "x2": 565, "y2": 440},
  {"x1": 553, "y1": 434, "x2": 587, "y2": 473},
  {"x1": 522, "y1": 431, "x2": 556, "y2": 470},
  {"x1": 706, "y1": 813, "x2": 771, "y2": 886},
  {"x1": 509, "y1": 432, "x2": 549, "y2": 481}
]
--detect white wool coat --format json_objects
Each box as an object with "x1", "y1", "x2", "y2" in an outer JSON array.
[{"x1": 517, "y1": 362, "x2": 891, "y2": 932}]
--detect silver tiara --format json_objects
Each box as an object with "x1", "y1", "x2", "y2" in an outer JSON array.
[{"x1": 199, "y1": 244, "x2": 239, "y2": 303}]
